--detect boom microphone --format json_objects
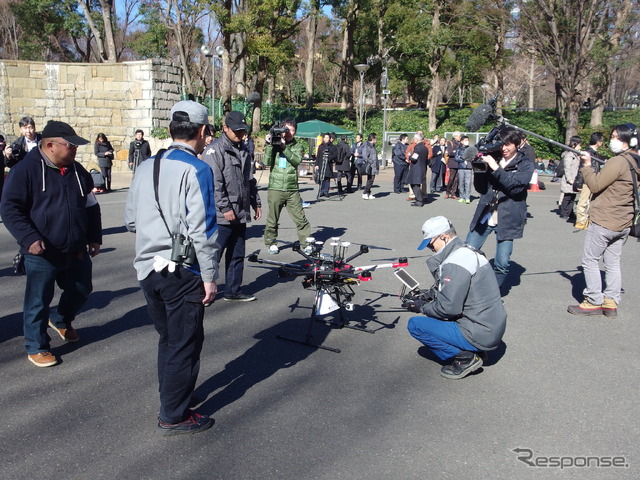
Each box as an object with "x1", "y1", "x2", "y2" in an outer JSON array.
[
  {"x1": 246, "y1": 92, "x2": 261, "y2": 103},
  {"x1": 462, "y1": 145, "x2": 479, "y2": 163},
  {"x1": 465, "y1": 95, "x2": 498, "y2": 132}
]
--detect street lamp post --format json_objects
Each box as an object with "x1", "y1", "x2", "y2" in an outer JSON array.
[
  {"x1": 355, "y1": 63, "x2": 369, "y2": 134},
  {"x1": 200, "y1": 44, "x2": 225, "y2": 126},
  {"x1": 381, "y1": 67, "x2": 389, "y2": 167}
]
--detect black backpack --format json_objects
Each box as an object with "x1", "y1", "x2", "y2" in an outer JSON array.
[{"x1": 555, "y1": 157, "x2": 565, "y2": 178}]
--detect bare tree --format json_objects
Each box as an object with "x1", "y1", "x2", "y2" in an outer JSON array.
[
  {"x1": 0, "y1": 0, "x2": 21, "y2": 59},
  {"x1": 77, "y1": 0, "x2": 117, "y2": 62},
  {"x1": 304, "y1": 0, "x2": 320, "y2": 108},
  {"x1": 518, "y1": 0, "x2": 613, "y2": 140},
  {"x1": 587, "y1": 0, "x2": 635, "y2": 127},
  {"x1": 338, "y1": 0, "x2": 359, "y2": 109}
]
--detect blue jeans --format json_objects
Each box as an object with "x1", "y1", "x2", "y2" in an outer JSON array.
[
  {"x1": 23, "y1": 251, "x2": 93, "y2": 354},
  {"x1": 407, "y1": 316, "x2": 479, "y2": 360},
  {"x1": 216, "y1": 223, "x2": 247, "y2": 297},
  {"x1": 458, "y1": 169, "x2": 472, "y2": 200},
  {"x1": 465, "y1": 223, "x2": 513, "y2": 287}
]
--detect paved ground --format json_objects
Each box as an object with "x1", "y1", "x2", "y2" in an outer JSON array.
[{"x1": 1, "y1": 168, "x2": 638, "y2": 479}]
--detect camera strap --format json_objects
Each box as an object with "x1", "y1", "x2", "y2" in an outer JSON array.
[{"x1": 152, "y1": 148, "x2": 174, "y2": 238}]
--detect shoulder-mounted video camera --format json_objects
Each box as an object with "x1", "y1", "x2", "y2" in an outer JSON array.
[
  {"x1": 268, "y1": 122, "x2": 288, "y2": 148},
  {"x1": 473, "y1": 125, "x2": 504, "y2": 173}
]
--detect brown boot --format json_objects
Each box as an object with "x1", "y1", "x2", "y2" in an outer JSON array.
[
  {"x1": 567, "y1": 299, "x2": 602, "y2": 316},
  {"x1": 602, "y1": 298, "x2": 617, "y2": 318}
]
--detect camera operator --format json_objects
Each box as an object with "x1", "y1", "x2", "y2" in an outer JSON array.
[
  {"x1": 404, "y1": 216, "x2": 506, "y2": 379},
  {"x1": 128, "y1": 129, "x2": 152, "y2": 172},
  {"x1": 263, "y1": 118, "x2": 312, "y2": 254},
  {"x1": 4, "y1": 116, "x2": 41, "y2": 168},
  {"x1": 315, "y1": 132, "x2": 337, "y2": 198},
  {"x1": 465, "y1": 126, "x2": 533, "y2": 291}
]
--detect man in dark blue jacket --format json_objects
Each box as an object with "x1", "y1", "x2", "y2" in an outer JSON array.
[
  {"x1": 392, "y1": 134, "x2": 409, "y2": 194},
  {"x1": 1, "y1": 120, "x2": 102, "y2": 368},
  {"x1": 465, "y1": 126, "x2": 533, "y2": 290}
]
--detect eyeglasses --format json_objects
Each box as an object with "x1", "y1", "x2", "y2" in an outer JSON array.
[
  {"x1": 51, "y1": 140, "x2": 78, "y2": 149},
  {"x1": 427, "y1": 237, "x2": 438, "y2": 252}
]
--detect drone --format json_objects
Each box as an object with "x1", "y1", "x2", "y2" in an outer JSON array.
[{"x1": 247, "y1": 237, "x2": 409, "y2": 352}]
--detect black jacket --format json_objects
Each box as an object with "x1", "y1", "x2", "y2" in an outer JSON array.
[
  {"x1": 4, "y1": 134, "x2": 42, "y2": 168},
  {"x1": 316, "y1": 142, "x2": 337, "y2": 179},
  {"x1": 128, "y1": 139, "x2": 152, "y2": 166},
  {"x1": 406, "y1": 142, "x2": 429, "y2": 185},
  {"x1": 335, "y1": 140, "x2": 352, "y2": 172},
  {"x1": 392, "y1": 141, "x2": 408, "y2": 166},
  {"x1": 94, "y1": 141, "x2": 115, "y2": 168},
  {"x1": 469, "y1": 150, "x2": 533, "y2": 241},
  {"x1": 1, "y1": 147, "x2": 102, "y2": 254}
]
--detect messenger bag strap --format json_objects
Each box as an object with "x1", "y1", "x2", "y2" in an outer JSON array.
[{"x1": 152, "y1": 148, "x2": 173, "y2": 237}]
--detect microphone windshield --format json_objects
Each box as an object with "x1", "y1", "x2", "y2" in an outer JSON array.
[
  {"x1": 465, "y1": 103, "x2": 494, "y2": 132},
  {"x1": 246, "y1": 92, "x2": 261, "y2": 103},
  {"x1": 462, "y1": 145, "x2": 478, "y2": 162}
]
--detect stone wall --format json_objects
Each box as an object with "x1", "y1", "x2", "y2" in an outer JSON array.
[{"x1": 0, "y1": 58, "x2": 182, "y2": 170}]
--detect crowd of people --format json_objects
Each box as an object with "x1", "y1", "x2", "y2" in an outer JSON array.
[{"x1": 1, "y1": 101, "x2": 639, "y2": 436}]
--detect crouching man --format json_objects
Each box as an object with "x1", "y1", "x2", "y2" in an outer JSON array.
[{"x1": 404, "y1": 216, "x2": 506, "y2": 379}]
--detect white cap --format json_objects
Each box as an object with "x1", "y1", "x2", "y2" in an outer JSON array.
[{"x1": 417, "y1": 216, "x2": 452, "y2": 250}]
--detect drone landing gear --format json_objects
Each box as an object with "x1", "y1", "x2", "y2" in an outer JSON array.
[{"x1": 276, "y1": 288, "x2": 374, "y2": 353}]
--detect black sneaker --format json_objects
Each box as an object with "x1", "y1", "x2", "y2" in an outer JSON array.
[
  {"x1": 440, "y1": 351, "x2": 483, "y2": 379},
  {"x1": 158, "y1": 410, "x2": 214, "y2": 436},
  {"x1": 224, "y1": 293, "x2": 256, "y2": 302}
]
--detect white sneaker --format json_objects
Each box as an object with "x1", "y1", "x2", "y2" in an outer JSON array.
[
  {"x1": 367, "y1": 194, "x2": 375, "y2": 199},
  {"x1": 362, "y1": 194, "x2": 369, "y2": 200},
  {"x1": 302, "y1": 201, "x2": 310, "y2": 208},
  {"x1": 268, "y1": 245, "x2": 279, "y2": 254},
  {"x1": 303, "y1": 245, "x2": 313, "y2": 254}
]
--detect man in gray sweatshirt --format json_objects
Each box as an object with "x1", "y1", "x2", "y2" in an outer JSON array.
[{"x1": 125, "y1": 100, "x2": 220, "y2": 436}]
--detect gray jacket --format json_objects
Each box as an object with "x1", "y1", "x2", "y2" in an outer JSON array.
[
  {"x1": 361, "y1": 141, "x2": 379, "y2": 175},
  {"x1": 124, "y1": 142, "x2": 220, "y2": 282},
  {"x1": 202, "y1": 134, "x2": 261, "y2": 225},
  {"x1": 421, "y1": 237, "x2": 507, "y2": 350}
]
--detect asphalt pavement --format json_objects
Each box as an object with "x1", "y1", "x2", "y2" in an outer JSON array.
[{"x1": 1, "y1": 168, "x2": 638, "y2": 480}]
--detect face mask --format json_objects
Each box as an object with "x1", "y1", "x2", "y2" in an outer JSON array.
[{"x1": 609, "y1": 138, "x2": 624, "y2": 153}]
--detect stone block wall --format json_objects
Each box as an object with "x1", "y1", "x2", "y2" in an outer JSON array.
[{"x1": 0, "y1": 58, "x2": 182, "y2": 170}]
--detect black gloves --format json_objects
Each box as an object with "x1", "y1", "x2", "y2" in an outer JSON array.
[{"x1": 402, "y1": 298, "x2": 426, "y2": 313}]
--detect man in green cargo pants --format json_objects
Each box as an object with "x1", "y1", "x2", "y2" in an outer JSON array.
[{"x1": 263, "y1": 118, "x2": 312, "y2": 254}]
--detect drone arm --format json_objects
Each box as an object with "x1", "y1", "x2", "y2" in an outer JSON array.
[{"x1": 345, "y1": 244, "x2": 369, "y2": 264}]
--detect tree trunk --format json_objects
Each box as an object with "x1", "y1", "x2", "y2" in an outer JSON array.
[
  {"x1": 220, "y1": 34, "x2": 232, "y2": 115},
  {"x1": 252, "y1": 56, "x2": 269, "y2": 133},
  {"x1": 339, "y1": 1, "x2": 358, "y2": 109},
  {"x1": 427, "y1": 71, "x2": 440, "y2": 132},
  {"x1": 528, "y1": 55, "x2": 535, "y2": 110},
  {"x1": 98, "y1": 0, "x2": 117, "y2": 61},
  {"x1": 77, "y1": 0, "x2": 107, "y2": 61},
  {"x1": 304, "y1": 0, "x2": 319, "y2": 108},
  {"x1": 233, "y1": 32, "x2": 247, "y2": 98},
  {"x1": 565, "y1": 96, "x2": 581, "y2": 142}
]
